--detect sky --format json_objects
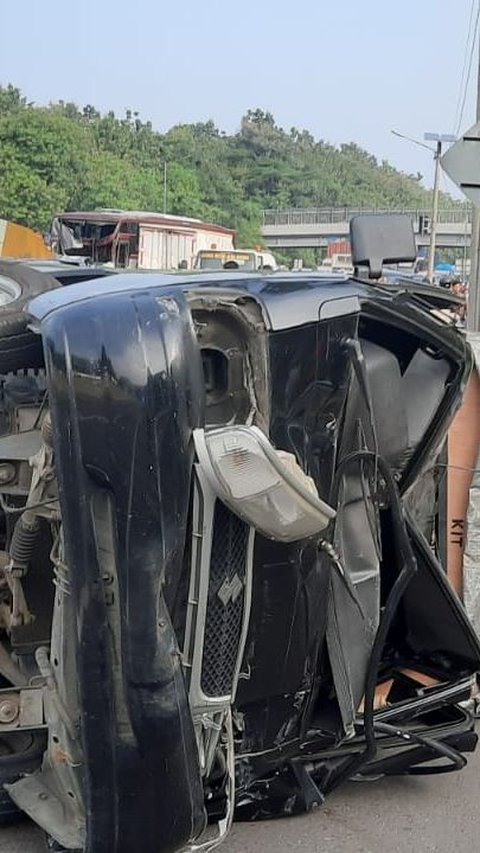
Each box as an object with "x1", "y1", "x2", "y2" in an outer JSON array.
[{"x1": 0, "y1": 0, "x2": 478, "y2": 195}]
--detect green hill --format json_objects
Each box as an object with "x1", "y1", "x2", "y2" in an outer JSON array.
[{"x1": 0, "y1": 84, "x2": 455, "y2": 249}]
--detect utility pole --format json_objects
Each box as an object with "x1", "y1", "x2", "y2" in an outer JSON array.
[
  {"x1": 163, "y1": 161, "x2": 168, "y2": 215},
  {"x1": 463, "y1": 209, "x2": 469, "y2": 280},
  {"x1": 428, "y1": 140, "x2": 442, "y2": 283},
  {"x1": 424, "y1": 133, "x2": 456, "y2": 282},
  {"x1": 468, "y1": 32, "x2": 480, "y2": 331},
  {"x1": 392, "y1": 130, "x2": 455, "y2": 281}
]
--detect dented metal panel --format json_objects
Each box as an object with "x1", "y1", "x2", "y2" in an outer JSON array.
[{"x1": 34, "y1": 289, "x2": 207, "y2": 852}]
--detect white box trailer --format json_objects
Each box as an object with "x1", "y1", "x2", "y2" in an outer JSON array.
[
  {"x1": 139, "y1": 227, "x2": 194, "y2": 270},
  {"x1": 139, "y1": 222, "x2": 234, "y2": 270},
  {"x1": 51, "y1": 210, "x2": 235, "y2": 270}
]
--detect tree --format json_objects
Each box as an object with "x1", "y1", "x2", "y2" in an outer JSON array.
[
  {"x1": 0, "y1": 87, "x2": 454, "y2": 245},
  {"x1": 0, "y1": 145, "x2": 63, "y2": 228},
  {"x1": 0, "y1": 84, "x2": 28, "y2": 115}
]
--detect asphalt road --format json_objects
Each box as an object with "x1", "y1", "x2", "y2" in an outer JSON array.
[{"x1": 1, "y1": 742, "x2": 479, "y2": 853}]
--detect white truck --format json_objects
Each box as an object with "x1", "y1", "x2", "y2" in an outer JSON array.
[{"x1": 195, "y1": 248, "x2": 278, "y2": 272}]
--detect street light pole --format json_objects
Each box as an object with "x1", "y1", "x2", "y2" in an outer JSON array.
[
  {"x1": 428, "y1": 140, "x2": 442, "y2": 283},
  {"x1": 424, "y1": 132, "x2": 456, "y2": 283},
  {"x1": 392, "y1": 130, "x2": 455, "y2": 283}
]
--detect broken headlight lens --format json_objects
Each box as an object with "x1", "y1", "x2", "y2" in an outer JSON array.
[{"x1": 194, "y1": 425, "x2": 336, "y2": 542}]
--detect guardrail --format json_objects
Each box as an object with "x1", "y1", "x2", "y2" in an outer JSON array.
[{"x1": 262, "y1": 208, "x2": 473, "y2": 227}]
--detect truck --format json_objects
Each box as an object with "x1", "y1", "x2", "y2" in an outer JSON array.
[
  {"x1": 320, "y1": 239, "x2": 353, "y2": 274},
  {"x1": 195, "y1": 248, "x2": 278, "y2": 271},
  {"x1": 321, "y1": 253, "x2": 354, "y2": 273},
  {"x1": 50, "y1": 209, "x2": 236, "y2": 270}
]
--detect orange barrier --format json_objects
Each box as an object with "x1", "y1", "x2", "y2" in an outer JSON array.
[{"x1": 0, "y1": 220, "x2": 53, "y2": 260}]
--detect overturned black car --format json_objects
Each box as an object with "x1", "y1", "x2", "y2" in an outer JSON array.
[{"x1": 0, "y1": 217, "x2": 477, "y2": 853}]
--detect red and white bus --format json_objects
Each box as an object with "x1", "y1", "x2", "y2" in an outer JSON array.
[{"x1": 51, "y1": 209, "x2": 235, "y2": 270}]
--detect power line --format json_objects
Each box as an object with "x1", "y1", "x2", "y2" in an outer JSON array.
[
  {"x1": 454, "y1": 0, "x2": 477, "y2": 133},
  {"x1": 456, "y1": 0, "x2": 480, "y2": 135},
  {"x1": 455, "y1": 1, "x2": 480, "y2": 134}
]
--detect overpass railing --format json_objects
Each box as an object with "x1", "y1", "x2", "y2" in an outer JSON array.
[{"x1": 262, "y1": 208, "x2": 473, "y2": 227}]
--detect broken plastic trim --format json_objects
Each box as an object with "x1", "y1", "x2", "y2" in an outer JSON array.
[
  {"x1": 193, "y1": 426, "x2": 335, "y2": 542},
  {"x1": 373, "y1": 721, "x2": 467, "y2": 775},
  {"x1": 324, "y1": 449, "x2": 419, "y2": 793}
]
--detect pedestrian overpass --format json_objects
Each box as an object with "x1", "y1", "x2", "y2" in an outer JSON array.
[{"x1": 261, "y1": 208, "x2": 472, "y2": 251}]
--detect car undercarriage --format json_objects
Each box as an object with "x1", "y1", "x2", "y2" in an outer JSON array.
[{"x1": 0, "y1": 245, "x2": 477, "y2": 852}]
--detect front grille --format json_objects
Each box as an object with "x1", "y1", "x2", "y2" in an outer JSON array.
[{"x1": 201, "y1": 501, "x2": 248, "y2": 698}]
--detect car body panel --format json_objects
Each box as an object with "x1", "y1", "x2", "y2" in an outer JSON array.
[{"x1": 36, "y1": 289, "x2": 206, "y2": 852}]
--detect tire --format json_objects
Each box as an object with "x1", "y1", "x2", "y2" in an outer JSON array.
[
  {"x1": 0, "y1": 730, "x2": 46, "y2": 824},
  {"x1": 0, "y1": 261, "x2": 60, "y2": 373}
]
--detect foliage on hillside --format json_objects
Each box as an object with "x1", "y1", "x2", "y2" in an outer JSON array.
[{"x1": 0, "y1": 84, "x2": 448, "y2": 246}]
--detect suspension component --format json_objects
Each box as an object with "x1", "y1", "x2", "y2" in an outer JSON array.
[
  {"x1": 9, "y1": 514, "x2": 43, "y2": 574},
  {"x1": 0, "y1": 407, "x2": 58, "y2": 629}
]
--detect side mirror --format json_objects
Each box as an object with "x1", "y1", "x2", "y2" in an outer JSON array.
[{"x1": 350, "y1": 214, "x2": 417, "y2": 280}]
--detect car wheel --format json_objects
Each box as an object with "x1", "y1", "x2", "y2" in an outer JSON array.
[
  {"x1": 0, "y1": 261, "x2": 60, "y2": 373},
  {"x1": 0, "y1": 730, "x2": 46, "y2": 824}
]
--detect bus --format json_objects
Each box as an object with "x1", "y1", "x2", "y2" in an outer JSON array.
[{"x1": 50, "y1": 210, "x2": 236, "y2": 270}]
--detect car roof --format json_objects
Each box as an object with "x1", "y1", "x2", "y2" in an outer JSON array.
[
  {"x1": 26, "y1": 270, "x2": 372, "y2": 332},
  {"x1": 23, "y1": 267, "x2": 462, "y2": 332}
]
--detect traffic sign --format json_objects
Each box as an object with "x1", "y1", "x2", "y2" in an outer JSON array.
[{"x1": 441, "y1": 122, "x2": 480, "y2": 206}]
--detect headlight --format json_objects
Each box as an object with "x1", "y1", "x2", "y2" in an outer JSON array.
[{"x1": 194, "y1": 426, "x2": 335, "y2": 542}]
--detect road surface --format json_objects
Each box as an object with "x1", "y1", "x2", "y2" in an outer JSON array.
[{"x1": 1, "y1": 741, "x2": 479, "y2": 853}]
